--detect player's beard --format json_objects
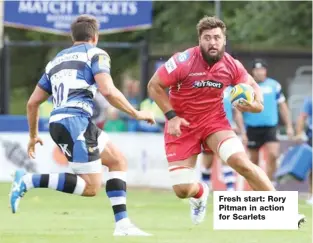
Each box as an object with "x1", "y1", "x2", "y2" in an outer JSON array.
[{"x1": 200, "y1": 45, "x2": 225, "y2": 66}]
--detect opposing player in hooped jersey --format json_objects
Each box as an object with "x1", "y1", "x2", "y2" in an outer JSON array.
[
  {"x1": 148, "y1": 16, "x2": 305, "y2": 226},
  {"x1": 10, "y1": 15, "x2": 154, "y2": 236}
]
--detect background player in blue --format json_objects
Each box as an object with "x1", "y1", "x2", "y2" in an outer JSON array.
[
  {"x1": 9, "y1": 15, "x2": 155, "y2": 236},
  {"x1": 294, "y1": 97, "x2": 312, "y2": 204},
  {"x1": 239, "y1": 59, "x2": 294, "y2": 186},
  {"x1": 200, "y1": 87, "x2": 246, "y2": 191}
]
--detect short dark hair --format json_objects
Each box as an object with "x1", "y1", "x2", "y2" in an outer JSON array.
[
  {"x1": 197, "y1": 16, "x2": 226, "y2": 37},
  {"x1": 252, "y1": 59, "x2": 268, "y2": 69},
  {"x1": 71, "y1": 15, "x2": 99, "y2": 42}
]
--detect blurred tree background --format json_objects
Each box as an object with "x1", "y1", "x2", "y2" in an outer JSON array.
[{"x1": 4, "y1": 1, "x2": 312, "y2": 114}]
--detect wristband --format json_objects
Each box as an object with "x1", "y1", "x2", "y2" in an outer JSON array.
[{"x1": 165, "y1": 110, "x2": 177, "y2": 120}]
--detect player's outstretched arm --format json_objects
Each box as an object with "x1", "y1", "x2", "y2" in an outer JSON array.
[
  {"x1": 27, "y1": 86, "x2": 50, "y2": 139},
  {"x1": 27, "y1": 85, "x2": 49, "y2": 158},
  {"x1": 95, "y1": 73, "x2": 155, "y2": 124}
]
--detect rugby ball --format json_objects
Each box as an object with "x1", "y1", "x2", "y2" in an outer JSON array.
[{"x1": 230, "y1": 83, "x2": 255, "y2": 106}]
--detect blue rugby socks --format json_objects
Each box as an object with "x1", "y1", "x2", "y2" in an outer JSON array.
[
  {"x1": 105, "y1": 171, "x2": 128, "y2": 223},
  {"x1": 222, "y1": 165, "x2": 236, "y2": 191},
  {"x1": 201, "y1": 168, "x2": 211, "y2": 187}
]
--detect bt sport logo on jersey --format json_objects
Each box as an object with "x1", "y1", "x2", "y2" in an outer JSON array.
[{"x1": 193, "y1": 80, "x2": 223, "y2": 89}]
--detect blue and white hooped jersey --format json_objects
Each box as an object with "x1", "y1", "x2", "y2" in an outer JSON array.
[{"x1": 37, "y1": 43, "x2": 110, "y2": 120}]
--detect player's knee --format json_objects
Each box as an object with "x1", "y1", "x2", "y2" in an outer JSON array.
[
  {"x1": 83, "y1": 183, "x2": 101, "y2": 197},
  {"x1": 267, "y1": 150, "x2": 279, "y2": 161},
  {"x1": 84, "y1": 189, "x2": 97, "y2": 197},
  {"x1": 169, "y1": 165, "x2": 196, "y2": 198},
  {"x1": 113, "y1": 153, "x2": 127, "y2": 170},
  {"x1": 218, "y1": 136, "x2": 245, "y2": 164},
  {"x1": 173, "y1": 185, "x2": 190, "y2": 199},
  {"x1": 101, "y1": 147, "x2": 127, "y2": 171},
  {"x1": 227, "y1": 153, "x2": 254, "y2": 177}
]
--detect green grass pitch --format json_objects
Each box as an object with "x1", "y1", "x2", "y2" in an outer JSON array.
[{"x1": 0, "y1": 183, "x2": 311, "y2": 243}]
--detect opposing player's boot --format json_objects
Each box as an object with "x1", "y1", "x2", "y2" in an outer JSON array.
[
  {"x1": 189, "y1": 183, "x2": 209, "y2": 225},
  {"x1": 9, "y1": 169, "x2": 27, "y2": 213},
  {"x1": 298, "y1": 214, "x2": 306, "y2": 228},
  {"x1": 113, "y1": 218, "x2": 152, "y2": 236}
]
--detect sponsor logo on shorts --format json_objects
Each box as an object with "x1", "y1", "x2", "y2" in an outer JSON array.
[
  {"x1": 58, "y1": 143, "x2": 72, "y2": 157},
  {"x1": 248, "y1": 141, "x2": 257, "y2": 146},
  {"x1": 165, "y1": 57, "x2": 177, "y2": 74},
  {"x1": 188, "y1": 72, "x2": 206, "y2": 76},
  {"x1": 166, "y1": 153, "x2": 176, "y2": 158},
  {"x1": 193, "y1": 80, "x2": 223, "y2": 89},
  {"x1": 88, "y1": 146, "x2": 99, "y2": 153}
]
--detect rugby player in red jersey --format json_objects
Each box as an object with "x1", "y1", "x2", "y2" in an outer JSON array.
[{"x1": 148, "y1": 16, "x2": 305, "y2": 227}]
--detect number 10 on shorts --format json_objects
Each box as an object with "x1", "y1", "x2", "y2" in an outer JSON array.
[{"x1": 213, "y1": 191, "x2": 298, "y2": 230}]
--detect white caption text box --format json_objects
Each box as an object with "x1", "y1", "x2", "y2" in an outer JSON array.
[{"x1": 213, "y1": 191, "x2": 298, "y2": 230}]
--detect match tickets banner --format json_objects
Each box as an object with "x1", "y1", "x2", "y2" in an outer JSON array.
[
  {"x1": 4, "y1": 0, "x2": 152, "y2": 34},
  {"x1": 213, "y1": 191, "x2": 299, "y2": 230}
]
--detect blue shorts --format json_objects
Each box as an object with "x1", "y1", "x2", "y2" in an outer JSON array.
[{"x1": 49, "y1": 116, "x2": 109, "y2": 173}]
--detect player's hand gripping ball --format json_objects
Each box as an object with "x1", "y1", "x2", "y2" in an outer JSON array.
[{"x1": 230, "y1": 83, "x2": 255, "y2": 106}]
